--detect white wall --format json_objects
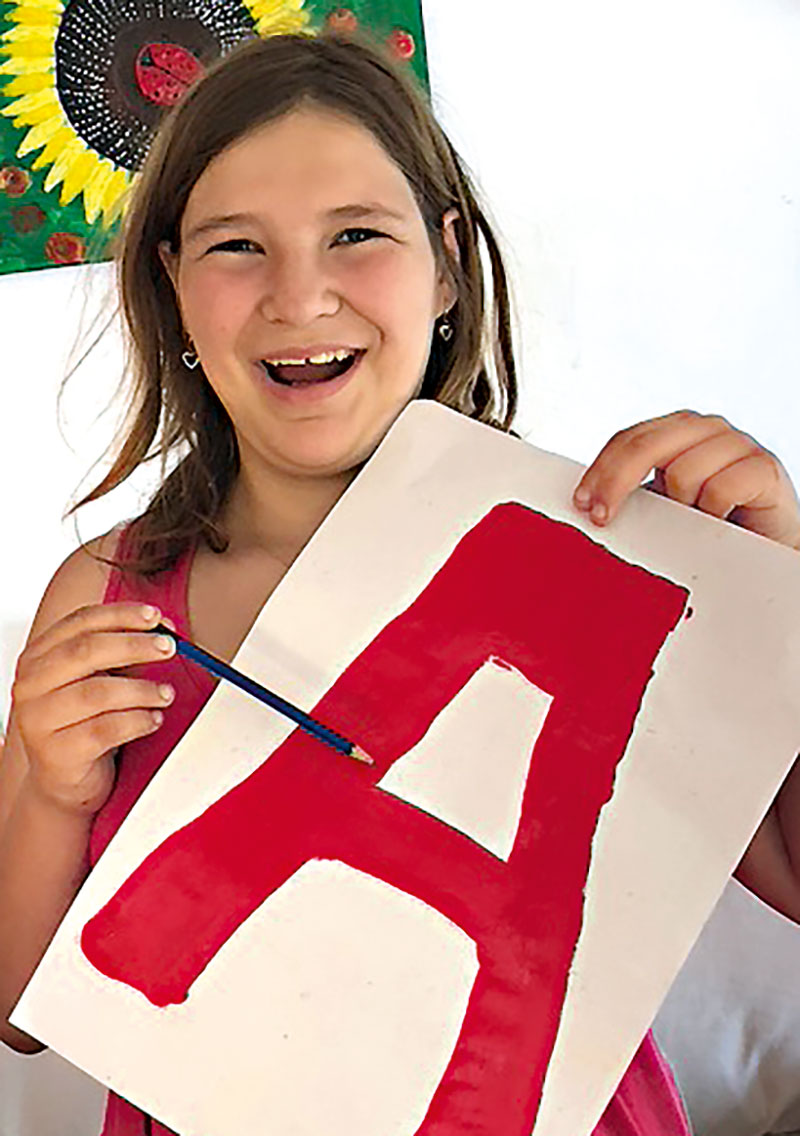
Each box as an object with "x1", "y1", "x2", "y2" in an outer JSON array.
[
  {"x1": 0, "y1": 263, "x2": 151, "y2": 714},
  {"x1": 2, "y1": 0, "x2": 800, "y2": 1131},
  {"x1": 425, "y1": 0, "x2": 800, "y2": 467}
]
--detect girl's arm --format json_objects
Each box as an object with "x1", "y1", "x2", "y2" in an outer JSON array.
[
  {"x1": 0, "y1": 544, "x2": 109, "y2": 1052},
  {"x1": 573, "y1": 410, "x2": 800, "y2": 922},
  {"x1": 0, "y1": 539, "x2": 175, "y2": 1052},
  {"x1": 736, "y1": 771, "x2": 800, "y2": 921},
  {"x1": 0, "y1": 747, "x2": 95, "y2": 1052}
]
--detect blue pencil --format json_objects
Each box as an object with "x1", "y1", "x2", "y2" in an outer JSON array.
[{"x1": 154, "y1": 624, "x2": 373, "y2": 765}]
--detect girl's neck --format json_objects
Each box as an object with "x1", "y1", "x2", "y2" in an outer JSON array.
[{"x1": 223, "y1": 459, "x2": 355, "y2": 568}]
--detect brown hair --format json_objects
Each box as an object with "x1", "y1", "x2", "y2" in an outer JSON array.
[{"x1": 77, "y1": 31, "x2": 518, "y2": 574}]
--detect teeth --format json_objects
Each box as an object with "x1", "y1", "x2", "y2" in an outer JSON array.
[{"x1": 266, "y1": 348, "x2": 356, "y2": 366}]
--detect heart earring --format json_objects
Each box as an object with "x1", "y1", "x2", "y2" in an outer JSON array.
[
  {"x1": 181, "y1": 337, "x2": 200, "y2": 370},
  {"x1": 438, "y1": 315, "x2": 454, "y2": 341}
]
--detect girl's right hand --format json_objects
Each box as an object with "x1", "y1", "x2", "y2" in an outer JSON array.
[{"x1": 10, "y1": 603, "x2": 177, "y2": 817}]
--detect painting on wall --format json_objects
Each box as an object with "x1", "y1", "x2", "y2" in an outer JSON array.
[
  {"x1": 12, "y1": 403, "x2": 800, "y2": 1136},
  {"x1": 0, "y1": 0, "x2": 425, "y2": 274}
]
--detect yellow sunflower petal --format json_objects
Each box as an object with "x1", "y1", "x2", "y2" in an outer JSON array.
[
  {"x1": 58, "y1": 147, "x2": 99, "y2": 205},
  {"x1": 81, "y1": 159, "x2": 116, "y2": 224},
  {"x1": 1, "y1": 17, "x2": 56, "y2": 34},
  {"x1": 0, "y1": 56, "x2": 52, "y2": 75},
  {"x1": 6, "y1": 6, "x2": 57, "y2": 27},
  {"x1": 11, "y1": 1, "x2": 61, "y2": 20},
  {"x1": 255, "y1": 16, "x2": 309, "y2": 35},
  {"x1": 0, "y1": 37, "x2": 54, "y2": 60},
  {"x1": 1, "y1": 27, "x2": 57, "y2": 49},
  {"x1": 5, "y1": 0, "x2": 62, "y2": 18},
  {"x1": 30, "y1": 123, "x2": 71, "y2": 170},
  {"x1": 100, "y1": 168, "x2": 131, "y2": 226},
  {"x1": 5, "y1": 87, "x2": 59, "y2": 124},
  {"x1": 43, "y1": 134, "x2": 85, "y2": 193},
  {"x1": 3, "y1": 71, "x2": 51, "y2": 95},
  {"x1": 16, "y1": 111, "x2": 62, "y2": 155},
  {"x1": 242, "y1": 0, "x2": 309, "y2": 37},
  {"x1": 244, "y1": 0, "x2": 305, "y2": 19}
]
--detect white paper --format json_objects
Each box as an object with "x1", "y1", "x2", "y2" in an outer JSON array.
[{"x1": 13, "y1": 402, "x2": 800, "y2": 1136}]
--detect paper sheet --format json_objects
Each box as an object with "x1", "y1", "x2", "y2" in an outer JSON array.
[{"x1": 13, "y1": 402, "x2": 800, "y2": 1136}]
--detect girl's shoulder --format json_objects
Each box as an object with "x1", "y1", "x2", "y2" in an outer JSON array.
[{"x1": 30, "y1": 526, "x2": 123, "y2": 640}]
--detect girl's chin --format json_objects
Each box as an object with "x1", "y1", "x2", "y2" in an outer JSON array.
[
  {"x1": 261, "y1": 431, "x2": 381, "y2": 481},
  {"x1": 264, "y1": 404, "x2": 412, "y2": 477}
]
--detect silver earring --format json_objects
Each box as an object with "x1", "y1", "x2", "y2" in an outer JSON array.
[
  {"x1": 181, "y1": 347, "x2": 200, "y2": 370},
  {"x1": 438, "y1": 317, "x2": 453, "y2": 342}
]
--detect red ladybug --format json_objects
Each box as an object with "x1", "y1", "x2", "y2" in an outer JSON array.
[{"x1": 135, "y1": 43, "x2": 204, "y2": 108}]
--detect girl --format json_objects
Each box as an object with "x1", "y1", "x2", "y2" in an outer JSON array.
[{"x1": 2, "y1": 31, "x2": 800, "y2": 1136}]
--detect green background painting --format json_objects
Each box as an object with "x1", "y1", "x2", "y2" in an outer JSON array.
[{"x1": 0, "y1": 0, "x2": 427, "y2": 274}]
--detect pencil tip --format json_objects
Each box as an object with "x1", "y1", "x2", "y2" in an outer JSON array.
[{"x1": 351, "y1": 745, "x2": 374, "y2": 766}]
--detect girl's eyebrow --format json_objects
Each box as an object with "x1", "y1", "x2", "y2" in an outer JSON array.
[
  {"x1": 183, "y1": 202, "x2": 408, "y2": 243},
  {"x1": 183, "y1": 212, "x2": 258, "y2": 243},
  {"x1": 325, "y1": 202, "x2": 407, "y2": 223}
]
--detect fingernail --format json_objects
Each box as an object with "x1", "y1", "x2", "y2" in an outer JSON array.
[
  {"x1": 158, "y1": 684, "x2": 175, "y2": 703},
  {"x1": 574, "y1": 486, "x2": 591, "y2": 508},
  {"x1": 151, "y1": 710, "x2": 164, "y2": 727},
  {"x1": 154, "y1": 635, "x2": 175, "y2": 654},
  {"x1": 142, "y1": 605, "x2": 160, "y2": 622},
  {"x1": 160, "y1": 616, "x2": 177, "y2": 633},
  {"x1": 590, "y1": 501, "x2": 608, "y2": 524}
]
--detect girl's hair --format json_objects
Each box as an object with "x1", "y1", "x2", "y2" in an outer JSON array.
[{"x1": 78, "y1": 31, "x2": 518, "y2": 574}]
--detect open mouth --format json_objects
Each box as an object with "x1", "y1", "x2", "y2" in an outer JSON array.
[{"x1": 260, "y1": 349, "x2": 364, "y2": 387}]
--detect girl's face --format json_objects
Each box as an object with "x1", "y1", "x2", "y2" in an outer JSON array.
[{"x1": 163, "y1": 106, "x2": 456, "y2": 480}]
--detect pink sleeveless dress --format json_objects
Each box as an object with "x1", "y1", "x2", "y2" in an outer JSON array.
[{"x1": 91, "y1": 531, "x2": 691, "y2": 1136}]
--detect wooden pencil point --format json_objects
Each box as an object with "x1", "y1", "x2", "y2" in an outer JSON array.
[{"x1": 351, "y1": 745, "x2": 374, "y2": 766}]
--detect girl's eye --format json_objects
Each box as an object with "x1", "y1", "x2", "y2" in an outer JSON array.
[
  {"x1": 333, "y1": 227, "x2": 386, "y2": 247},
  {"x1": 207, "y1": 237, "x2": 261, "y2": 254}
]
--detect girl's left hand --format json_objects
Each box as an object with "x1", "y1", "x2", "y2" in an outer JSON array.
[{"x1": 573, "y1": 410, "x2": 800, "y2": 549}]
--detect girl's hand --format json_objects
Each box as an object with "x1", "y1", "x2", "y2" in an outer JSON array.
[
  {"x1": 573, "y1": 410, "x2": 800, "y2": 549},
  {"x1": 10, "y1": 603, "x2": 177, "y2": 817}
]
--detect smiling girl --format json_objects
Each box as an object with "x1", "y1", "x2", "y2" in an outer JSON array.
[{"x1": 1, "y1": 31, "x2": 800, "y2": 1136}]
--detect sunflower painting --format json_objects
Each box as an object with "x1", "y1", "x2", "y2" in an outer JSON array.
[{"x1": 0, "y1": 0, "x2": 427, "y2": 273}]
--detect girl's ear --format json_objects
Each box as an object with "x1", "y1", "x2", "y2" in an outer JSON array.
[
  {"x1": 437, "y1": 208, "x2": 460, "y2": 314},
  {"x1": 441, "y1": 208, "x2": 460, "y2": 264},
  {"x1": 158, "y1": 240, "x2": 179, "y2": 291}
]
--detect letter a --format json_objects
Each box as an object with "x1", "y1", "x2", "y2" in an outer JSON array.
[{"x1": 82, "y1": 503, "x2": 688, "y2": 1134}]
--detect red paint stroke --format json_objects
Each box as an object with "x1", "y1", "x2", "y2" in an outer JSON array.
[{"x1": 81, "y1": 503, "x2": 688, "y2": 1134}]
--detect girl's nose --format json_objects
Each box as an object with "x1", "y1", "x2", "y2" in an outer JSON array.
[{"x1": 258, "y1": 252, "x2": 341, "y2": 327}]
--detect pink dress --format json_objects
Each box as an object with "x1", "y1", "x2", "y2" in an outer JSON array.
[{"x1": 91, "y1": 533, "x2": 690, "y2": 1136}]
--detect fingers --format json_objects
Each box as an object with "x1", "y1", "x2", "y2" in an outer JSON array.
[
  {"x1": 21, "y1": 675, "x2": 172, "y2": 808},
  {"x1": 574, "y1": 411, "x2": 732, "y2": 525},
  {"x1": 16, "y1": 611, "x2": 176, "y2": 701},
  {"x1": 23, "y1": 602, "x2": 164, "y2": 664},
  {"x1": 656, "y1": 431, "x2": 761, "y2": 513},
  {"x1": 696, "y1": 450, "x2": 785, "y2": 518},
  {"x1": 572, "y1": 410, "x2": 800, "y2": 547},
  {"x1": 49, "y1": 708, "x2": 167, "y2": 769},
  {"x1": 30, "y1": 676, "x2": 175, "y2": 737},
  {"x1": 11, "y1": 604, "x2": 180, "y2": 816}
]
